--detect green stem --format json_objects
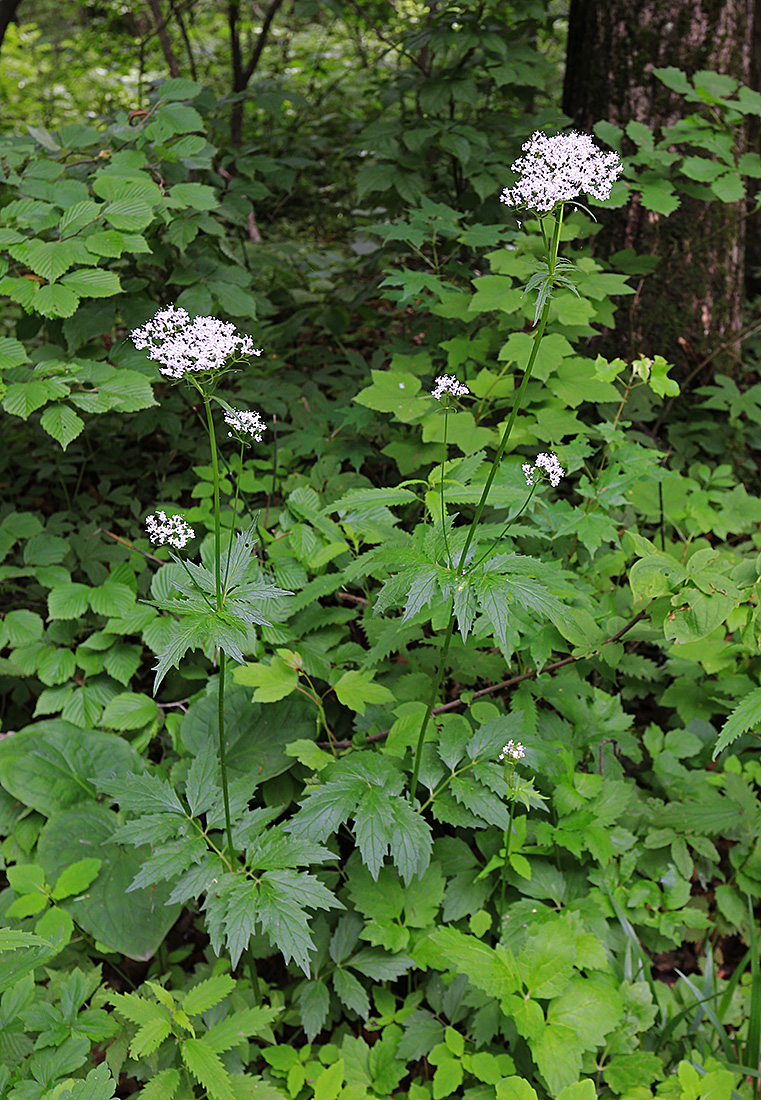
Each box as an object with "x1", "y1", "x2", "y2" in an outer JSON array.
[
  {"x1": 440, "y1": 402, "x2": 452, "y2": 568},
  {"x1": 409, "y1": 601, "x2": 456, "y2": 797},
  {"x1": 218, "y1": 650, "x2": 234, "y2": 861},
  {"x1": 247, "y1": 951, "x2": 262, "y2": 1006},
  {"x1": 408, "y1": 207, "x2": 564, "y2": 801},
  {"x1": 203, "y1": 394, "x2": 234, "y2": 861},
  {"x1": 501, "y1": 795, "x2": 517, "y2": 913},
  {"x1": 203, "y1": 394, "x2": 223, "y2": 606}
]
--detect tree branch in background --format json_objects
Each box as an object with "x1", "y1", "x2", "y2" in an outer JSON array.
[
  {"x1": 168, "y1": 0, "x2": 197, "y2": 81},
  {"x1": 228, "y1": 0, "x2": 285, "y2": 146},
  {"x1": 0, "y1": 0, "x2": 23, "y2": 55},
  {"x1": 146, "y1": 0, "x2": 181, "y2": 77}
]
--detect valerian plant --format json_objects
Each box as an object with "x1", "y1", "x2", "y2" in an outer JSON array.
[{"x1": 371, "y1": 131, "x2": 624, "y2": 797}]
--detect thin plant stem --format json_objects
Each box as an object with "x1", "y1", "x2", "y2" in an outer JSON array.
[
  {"x1": 203, "y1": 393, "x2": 235, "y2": 860},
  {"x1": 409, "y1": 601, "x2": 456, "y2": 797},
  {"x1": 204, "y1": 394, "x2": 223, "y2": 606},
  {"x1": 500, "y1": 796, "x2": 517, "y2": 912},
  {"x1": 440, "y1": 403, "x2": 452, "y2": 567},
  {"x1": 218, "y1": 652, "x2": 234, "y2": 860},
  {"x1": 222, "y1": 442, "x2": 246, "y2": 590},
  {"x1": 408, "y1": 208, "x2": 564, "y2": 798},
  {"x1": 247, "y1": 951, "x2": 262, "y2": 1006}
]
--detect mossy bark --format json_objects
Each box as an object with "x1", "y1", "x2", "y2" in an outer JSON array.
[{"x1": 562, "y1": 0, "x2": 755, "y2": 380}]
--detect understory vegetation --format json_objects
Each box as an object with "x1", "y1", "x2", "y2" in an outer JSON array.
[{"x1": 1, "y1": 3, "x2": 761, "y2": 1099}]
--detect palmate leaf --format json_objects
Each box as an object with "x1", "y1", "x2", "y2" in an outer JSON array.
[
  {"x1": 286, "y1": 753, "x2": 432, "y2": 883},
  {"x1": 205, "y1": 869, "x2": 341, "y2": 973}
]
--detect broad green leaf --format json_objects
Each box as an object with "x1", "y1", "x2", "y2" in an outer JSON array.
[
  {"x1": 428, "y1": 927, "x2": 519, "y2": 999},
  {"x1": 333, "y1": 967, "x2": 370, "y2": 1018},
  {"x1": 519, "y1": 920, "x2": 577, "y2": 999},
  {"x1": 170, "y1": 182, "x2": 218, "y2": 209},
  {"x1": 40, "y1": 402, "x2": 84, "y2": 450},
  {"x1": 50, "y1": 857, "x2": 102, "y2": 900},
  {"x1": 0, "y1": 720, "x2": 143, "y2": 816},
  {"x1": 61, "y1": 268, "x2": 121, "y2": 298},
  {"x1": 333, "y1": 669, "x2": 395, "y2": 714},
  {"x1": 38, "y1": 803, "x2": 181, "y2": 960},
  {"x1": 35, "y1": 283, "x2": 80, "y2": 318},
  {"x1": 101, "y1": 692, "x2": 159, "y2": 730},
  {"x1": 299, "y1": 979, "x2": 331, "y2": 1041},
  {"x1": 3, "y1": 608, "x2": 44, "y2": 644},
  {"x1": 104, "y1": 198, "x2": 154, "y2": 231},
  {"x1": 0, "y1": 336, "x2": 27, "y2": 369},
  {"x1": 48, "y1": 583, "x2": 91, "y2": 620},
  {"x1": 234, "y1": 656, "x2": 299, "y2": 702},
  {"x1": 547, "y1": 977, "x2": 622, "y2": 1049}
]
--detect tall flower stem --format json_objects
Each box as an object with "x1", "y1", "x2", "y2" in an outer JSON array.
[
  {"x1": 410, "y1": 603, "x2": 456, "y2": 797},
  {"x1": 408, "y1": 207, "x2": 564, "y2": 799},
  {"x1": 203, "y1": 393, "x2": 235, "y2": 860}
]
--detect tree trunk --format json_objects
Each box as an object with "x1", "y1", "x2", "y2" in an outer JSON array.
[{"x1": 562, "y1": 0, "x2": 755, "y2": 379}]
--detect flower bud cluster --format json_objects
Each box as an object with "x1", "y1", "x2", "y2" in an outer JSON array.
[
  {"x1": 145, "y1": 510, "x2": 195, "y2": 549},
  {"x1": 432, "y1": 375, "x2": 470, "y2": 401},
  {"x1": 522, "y1": 452, "x2": 564, "y2": 488},
  {"x1": 499, "y1": 740, "x2": 526, "y2": 762},
  {"x1": 224, "y1": 407, "x2": 266, "y2": 442}
]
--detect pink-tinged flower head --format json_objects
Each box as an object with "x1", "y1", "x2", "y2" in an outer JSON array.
[{"x1": 501, "y1": 131, "x2": 622, "y2": 215}]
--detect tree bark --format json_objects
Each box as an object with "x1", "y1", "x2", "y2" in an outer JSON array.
[
  {"x1": 228, "y1": 0, "x2": 285, "y2": 147},
  {"x1": 563, "y1": 0, "x2": 755, "y2": 378}
]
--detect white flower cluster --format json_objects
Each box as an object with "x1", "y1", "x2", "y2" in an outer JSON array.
[
  {"x1": 130, "y1": 305, "x2": 262, "y2": 380},
  {"x1": 522, "y1": 452, "x2": 564, "y2": 488},
  {"x1": 501, "y1": 131, "x2": 622, "y2": 215},
  {"x1": 145, "y1": 510, "x2": 195, "y2": 549},
  {"x1": 499, "y1": 740, "x2": 525, "y2": 762},
  {"x1": 224, "y1": 407, "x2": 266, "y2": 442},
  {"x1": 432, "y1": 375, "x2": 470, "y2": 401}
]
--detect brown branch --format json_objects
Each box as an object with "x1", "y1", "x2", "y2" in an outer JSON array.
[
  {"x1": 146, "y1": 0, "x2": 181, "y2": 77},
  {"x1": 322, "y1": 610, "x2": 650, "y2": 750}
]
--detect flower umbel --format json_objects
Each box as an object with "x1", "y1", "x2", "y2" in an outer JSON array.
[
  {"x1": 224, "y1": 407, "x2": 267, "y2": 442},
  {"x1": 501, "y1": 130, "x2": 622, "y2": 215},
  {"x1": 499, "y1": 740, "x2": 526, "y2": 762},
  {"x1": 522, "y1": 452, "x2": 564, "y2": 488},
  {"x1": 145, "y1": 510, "x2": 195, "y2": 549},
  {"x1": 432, "y1": 375, "x2": 470, "y2": 401},
  {"x1": 130, "y1": 305, "x2": 261, "y2": 380}
]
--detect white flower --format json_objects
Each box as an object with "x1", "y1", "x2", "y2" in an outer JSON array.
[
  {"x1": 224, "y1": 407, "x2": 266, "y2": 442},
  {"x1": 501, "y1": 131, "x2": 622, "y2": 215},
  {"x1": 522, "y1": 452, "x2": 564, "y2": 488},
  {"x1": 145, "y1": 510, "x2": 195, "y2": 549},
  {"x1": 499, "y1": 740, "x2": 525, "y2": 762},
  {"x1": 432, "y1": 375, "x2": 470, "y2": 401},
  {"x1": 130, "y1": 304, "x2": 262, "y2": 380}
]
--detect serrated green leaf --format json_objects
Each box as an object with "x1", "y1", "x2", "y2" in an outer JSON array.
[
  {"x1": 299, "y1": 979, "x2": 331, "y2": 1041},
  {"x1": 61, "y1": 268, "x2": 121, "y2": 298},
  {"x1": 204, "y1": 1005, "x2": 279, "y2": 1053},
  {"x1": 48, "y1": 583, "x2": 91, "y2": 620},
  {"x1": 40, "y1": 402, "x2": 84, "y2": 449},
  {"x1": 35, "y1": 283, "x2": 80, "y2": 318},
  {"x1": 182, "y1": 1037, "x2": 235, "y2": 1100},
  {"x1": 183, "y1": 974, "x2": 236, "y2": 1017},
  {"x1": 101, "y1": 692, "x2": 159, "y2": 730},
  {"x1": 714, "y1": 684, "x2": 761, "y2": 757},
  {"x1": 333, "y1": 967, "x2": 370, "y2": 1018}
]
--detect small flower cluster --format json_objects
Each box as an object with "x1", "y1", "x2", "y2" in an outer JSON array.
[
  {"x1": 224, "y1": 407, "x2": 266, "y2": 442},
  {"x1": 432, "y1": 375, "x2": 470, "y2": 401},
  {"x1": 130, "y1": 305, "x2": 261, "y2": 380},
  {"x1": 522, "y1": 451, "x2": 564, "y2": 488},
  {"x1": 499, "y1": 740, "x2": 525, "y2": 762},
  {"x1": 145, "y1": 510, "x2": 195, "y2": 549},
  {"x1": 501, "y1": 130, "x2": 622, "y2": 215}
]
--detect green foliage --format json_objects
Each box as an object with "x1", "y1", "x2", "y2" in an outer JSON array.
[{"x1": 1, "y1": 11, "x2": 761, "y2": 1100}]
